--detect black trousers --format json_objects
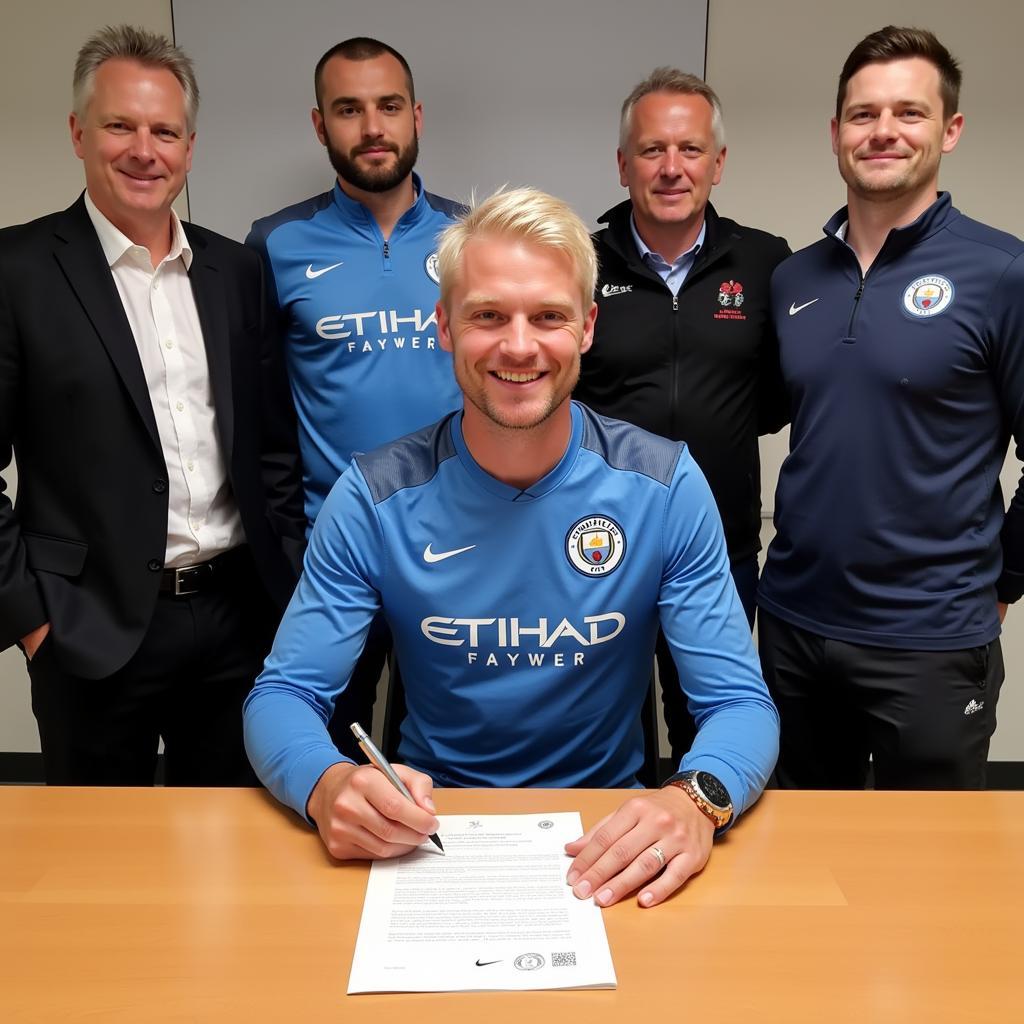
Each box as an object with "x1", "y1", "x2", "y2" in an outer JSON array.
[
  {"x1": 326, "y1": 613, "x2": 392, "y2": 761},
  {"x1": 28, "y1": 548, "x2": 276, "y2": 786},
  {"x1": 658, "y1": 554, "x2": 759, "y2": 765},
  {"x1": 757, "y1": 610, "x2": 1005, "y2": 790}
]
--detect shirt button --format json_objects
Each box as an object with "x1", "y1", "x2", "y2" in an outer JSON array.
[
  {"x1": 175, "y1": 401, "x2": 184, "y2": 412},
  {"x1": 152, "y1": 479, "x2": 167, "y2": 494},
  {"x1": 187, "y1": 460, "x2": 195, "y2": 472},
  {"x1": 147, "y1": 559, "x2": 163, "y2": 572},
  {"x1": 165, "y1": 339, "x2": 174, "y2": 350}
]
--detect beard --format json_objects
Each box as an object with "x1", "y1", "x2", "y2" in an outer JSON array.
[
  {"x1": 455, "y1": 357, "x2": 582, "y2": 434},
  {"x1": 846, "y1": 165, "x2": 915, "y2": 198},
  {"x1": 840, "y1": 149, "x2": 937, "y2": 203},
  {"x1": 326, "y1": 134, "x2": 419, "y2": 194}
]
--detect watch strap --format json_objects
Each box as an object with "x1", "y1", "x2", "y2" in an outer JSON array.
[{"x1": 663, "y1": 771, "x2": 733, "y2": 829}]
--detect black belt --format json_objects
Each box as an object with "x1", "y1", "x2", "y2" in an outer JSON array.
[{"x1": 159, "y1": 548, "x2": 248, "y2": 597}]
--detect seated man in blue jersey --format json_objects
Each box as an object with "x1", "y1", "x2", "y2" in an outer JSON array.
[{"x1": 244, "y1": 188, "x2": 778, "y2": 908}]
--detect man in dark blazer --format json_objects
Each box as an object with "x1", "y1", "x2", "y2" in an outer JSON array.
[{"x1": 0, "y1": 25, "x2": 305, "y2": 786}]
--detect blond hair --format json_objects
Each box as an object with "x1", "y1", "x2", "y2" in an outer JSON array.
[{"x1": 437, "y1": 187, "x2": 597, "y2": 309}]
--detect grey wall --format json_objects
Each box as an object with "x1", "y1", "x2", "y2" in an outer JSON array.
[
  {"x1": 2, "y1": 0, "x2": 1022, "y2": 762},
  {"x1": 174, "y1": 0, "x2": 708, "y2": 240}
]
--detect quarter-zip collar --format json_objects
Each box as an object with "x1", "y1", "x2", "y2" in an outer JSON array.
[
  {"x1": 823, "y1": 191, "x2": 959, "y2": 262},
  {"x1": 331, "y1": 171, "x2": 428, "y2": 239}
]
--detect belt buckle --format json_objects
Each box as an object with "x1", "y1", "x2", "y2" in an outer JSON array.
[{"x1": 173, "y1": 564, "x2": 203, "y2": 596}]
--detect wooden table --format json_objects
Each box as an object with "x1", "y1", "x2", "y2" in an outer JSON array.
[{"x1": 1, "y1": 786, "x2": 1022, "y2": 1022}]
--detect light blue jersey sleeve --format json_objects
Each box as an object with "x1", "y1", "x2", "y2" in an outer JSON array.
[
  {"x1": 658, "y1": 454, "x2": 780, "y2": 818},
  {"x1": 244, "y1": 466, "x2": 383, "y2": 818},
  {"x1": 245, "y1": 406, "x2": 778, "y2": 824}
]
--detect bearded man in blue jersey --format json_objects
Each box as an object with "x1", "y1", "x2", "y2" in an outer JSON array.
[
  {"x1": 245, "y1": 188, "x2": 778, "y2": 908},
  {"x1": 246, "y1": 38, "x2": 463, "y2": 759}
]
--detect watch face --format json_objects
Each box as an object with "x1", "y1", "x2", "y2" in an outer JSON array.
[{"x1": 696, "y1": 771, "x2": 730, "y2": 808}]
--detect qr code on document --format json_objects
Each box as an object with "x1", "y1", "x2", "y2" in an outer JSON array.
[{"x1": 551, "y1": 951, "x2": 577, "y2": 967}]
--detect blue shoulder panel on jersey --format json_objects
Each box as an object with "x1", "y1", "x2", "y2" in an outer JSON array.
[
  {"x1": 578, "y1": 404, "x2": 682, "y2": 486},
  {"x1": 423, "y1": 191, "x2": 468, "y2": 220},
  {"x1": 355, "y1": 413, "x2": 458, "y2": 504},
  {"x1": 247, "y1": 191, "x2": 334, "y2": 248}
]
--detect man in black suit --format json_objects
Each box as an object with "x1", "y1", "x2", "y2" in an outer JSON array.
[{"x1": 0, "y1": 25, "x2": 305, "y2": 786}]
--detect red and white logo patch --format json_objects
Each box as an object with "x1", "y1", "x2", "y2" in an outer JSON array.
[{"x1": 714, "y1": 280, "x2": 747, "y2": 321}]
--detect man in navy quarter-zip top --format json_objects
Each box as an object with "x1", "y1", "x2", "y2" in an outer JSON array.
[{"x1": 758, "y1": 26, "x2": 1024, "y2": 789}]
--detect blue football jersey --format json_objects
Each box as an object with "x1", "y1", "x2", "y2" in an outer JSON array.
[
  {"x1": 244, "y1": 403, "x2": 779, "y2": 819},
  {"x1": 247, "y1": 174, "x2": 464, "y2": 526}
]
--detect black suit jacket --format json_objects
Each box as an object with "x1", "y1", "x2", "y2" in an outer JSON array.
[{"x1": 0, "y1": 196, "x2": 305, "y2": 678}]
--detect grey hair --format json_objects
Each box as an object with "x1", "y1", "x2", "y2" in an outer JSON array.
[
  {"x1": 619, "y1": 67, "x2": 725, "y2": 151},
  {"x1": 73, "y1": 24, "x2": 199, "y2": 133}
]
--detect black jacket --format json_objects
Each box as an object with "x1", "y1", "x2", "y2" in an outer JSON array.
[
  {"x1": 0, "y1": 196, "x2": 306, "y2": 677},
  {"x1": 576, "y1": 200, "x2": 791, "y2": 561}
]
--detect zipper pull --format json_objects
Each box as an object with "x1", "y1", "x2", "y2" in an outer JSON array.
[
  {"x1": 383, "y1": 240, "x2": 390, "y2": 260},
  {"x1": 672, "y1": 293, "x2": 679, "y2": 312}
]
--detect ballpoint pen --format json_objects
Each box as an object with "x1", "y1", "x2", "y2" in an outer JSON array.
[{"x1": 349, "y1": 721, "x2": 444, "y2": 854}]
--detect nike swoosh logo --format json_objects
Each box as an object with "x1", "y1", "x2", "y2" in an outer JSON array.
[
  {"x1": 475, "y1": 959, "x2": 502, "y2": 967},
  {"x1": 789, "y1": 298, "x2": 819, "y2": 316},
  {"x1": 305, "y1": 261, "x2": 344, "y2": 279},
  {"x1": 423, "y1": 543, "x2": 477, "y2": 564}
]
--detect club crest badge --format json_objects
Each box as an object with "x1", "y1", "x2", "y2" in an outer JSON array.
[
  {"x1": 425, "y1": 252, "x2": 440, "y2": 284},
  {"x1": 717, "y1": 280, "x2": 744, "y2": 307},
  {"x1": 565, "y1": 515, "x2": 626, "y2": 577},
  {"x1": 902, "y1": 274, "x2": 954, "y2": 319},
  {"x1": 714, "y1": 280, "x2": 747, "y2": 321}
]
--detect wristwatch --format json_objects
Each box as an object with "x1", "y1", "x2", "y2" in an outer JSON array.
[{"x1": 663, "y1": 770, "x2": 733, "y2": 829}]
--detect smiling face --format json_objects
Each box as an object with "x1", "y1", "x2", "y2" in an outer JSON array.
[
  {"x1": 313, "y1": 52, "x2": 422, "y2": 196},
  {"x1": 832, "y1": 57, "x2": 963, "y2": 206},
  {"x1": 618, "y1": 90, "x2": 725, "y2": 258},
  {"x1": 438, "y1": 234, "x2": 596, "y2": 437},
  {"x1": 70, "y1": 58, "x2": 194, "y2": 244}
]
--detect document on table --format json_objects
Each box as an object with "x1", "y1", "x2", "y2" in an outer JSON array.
[{"x1": 347, "y1": 811, "x2": 617, "y2": 993}]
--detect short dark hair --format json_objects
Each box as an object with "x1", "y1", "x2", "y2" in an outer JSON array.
[
  {"x1": 836, "y1": 26, "x2": 961, "y2": 121},
  {"x1": 314, "y1": 37, "x2": 415, "y2": 109}
]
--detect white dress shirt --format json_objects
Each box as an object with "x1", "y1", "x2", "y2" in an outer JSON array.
[{"x1": 84, "y1": 193, "x2": 244, "y2": 568}]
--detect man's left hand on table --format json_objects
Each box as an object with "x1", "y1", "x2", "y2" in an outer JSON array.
[{"x1": 563, "y1": 786, "x2": 714, "y2": 909}]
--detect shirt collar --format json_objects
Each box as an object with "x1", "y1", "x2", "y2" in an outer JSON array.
[
  {"x1": 450, "y1": 402, "x2": 584, "y2": 502},
  {"x1": 824, "y1": 192, "x2": 954, "y2": 249},
  {"x1": 332, "y1": 171, "x2": 424, "y2": 226},
  {"x1": 629, "y1": 215, "x2": 706, "y2": 267},
  {"x1": 84, "y1": 191, "x2": 193, "y2": 270}
]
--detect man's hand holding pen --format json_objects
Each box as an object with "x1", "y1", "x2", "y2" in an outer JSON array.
[{"x1": 306, "y1": 760, "x2": 440, "y2": 861}]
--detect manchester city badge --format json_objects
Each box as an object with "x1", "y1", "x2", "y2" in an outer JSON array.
[
  {"x1": 902, "y1": 274, "x2": 954, "y2": 319},
  {"x1": 565, "y1": 515, "x2": 626, "y2": 577},
  {"x1": 425, "y1": 251, "x2": 440, "y2": 284}
]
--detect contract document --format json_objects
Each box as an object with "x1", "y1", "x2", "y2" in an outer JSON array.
[{"x1": 347, "y1": 811, "x2": 617, "y2": 993}]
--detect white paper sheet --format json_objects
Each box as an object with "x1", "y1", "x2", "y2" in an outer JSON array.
[{"x1": 347, "y1": 811, "x2": 617, "y2": 993}]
